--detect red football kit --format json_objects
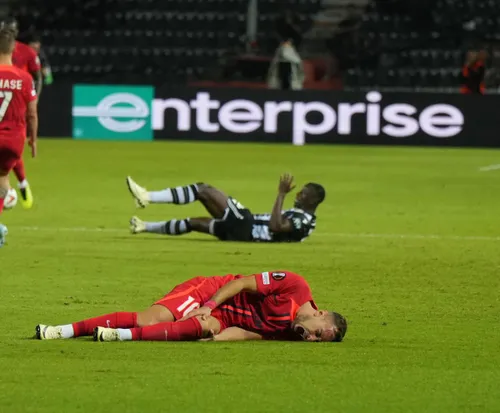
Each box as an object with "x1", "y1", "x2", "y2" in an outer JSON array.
[
  {"x1": 213, "y1": 271, "x2": 317, "y2": 339},
  {"x1": 0, "y1": 65, "x2": 37, "y2": 171},
  {"x1": 12, "y1": 41, "x2": 41, "y2": 74},
  {"x1": 154, "y1": 274, "x2": 244, "y2": 319},
  {"x1": 154, "y1": 271, "x2": 316, "y2": 339},
  {"x1": 68, "y1": 271, "x2": 317, "y2": 342}
]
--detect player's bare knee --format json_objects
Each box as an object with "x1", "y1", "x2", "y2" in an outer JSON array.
[
  {"x1": 196, "y1": 183, "x2": 212, "y2": 200},
  {"x1": 196, "y1": 315, "x2": 221, "y2": 337},
  {"x1": 137, "y1": 305, "x2": 175, "y2": 326}
]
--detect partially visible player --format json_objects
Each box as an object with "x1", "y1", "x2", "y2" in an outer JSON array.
[
  {"x1": 35, "y1": 270, "x2": 347, "y2": 343},
  {"x1": 127, "y1": 174, "x2": 325, "y2": 243},
  {"x1": 3, "y1": 17, "x2": 42, "y2": 209},
  {"x1": 24, "y1": 31, "x2": 53, "y2": 86},
  {"x1": 0, "y1": 24, "x2": 38, "y2": 246}
]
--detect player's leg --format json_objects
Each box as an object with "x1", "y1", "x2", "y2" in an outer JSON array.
[
  {"x1": 0, "y1": 172, "x2": 8, "y2": 214},
  {"x1": 12, "y1": 158, "x2": 33, "y2": 209},
  {"x1": 130, "y1": 216, "x2": 214, "y2": 236},
  {"x1": 36, "y1": 306, "x2": 178, "y2": 340},
  {"x1": 36, "y1": 311, "x2": 140, "y2": 339},
  {"x1": 94, "y1": 315, "x2": 221, "y2": 342},
  {"x1": 0, "y1": 171, "x2": 9, "y2": 246},
  {"x1": 126, "y1": 176, "x2": 229, "y2": 219},
  {"x1": 36, "y1": 276, "x2": 216, "y2": 339}
]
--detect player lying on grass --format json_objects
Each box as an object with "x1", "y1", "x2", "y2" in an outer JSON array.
[
  {"x1": 36, "y1": 270, "x2": 347, "y2": 343},
  {"x1": 127, "y1": 174, "x2": 325, "y2": 243},
  {"x1": 0, "y1": 25, "x2": 38, "y2": 246}
]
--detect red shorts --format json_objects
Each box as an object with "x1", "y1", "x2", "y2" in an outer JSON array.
[
  {"x1": 0, "y1": 138, "x2": 24, "y2": 172},
  {"x1": 154, "y1": 276, "x2": 223, "y2": 320}
]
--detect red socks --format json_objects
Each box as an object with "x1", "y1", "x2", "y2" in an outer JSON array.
[
  {"x1": 72, "y1": 312, "x2": 138, "y2": 337},
  {"x1": 13, "y1": 159, "x2": 26, "y2": 183},
  {"x1": 70, "y1": 313, "x2": 203, "y2": 341},
  {"x1": 130, "y1": 318, "x2": 203, "y2": 341},
  {"x1": 0, "y1": 197, "x2": 4, "y2": 214}
]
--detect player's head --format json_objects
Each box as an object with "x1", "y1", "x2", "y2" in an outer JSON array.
[
  {"x1": 26, "y1": 32, "x2": 41, "y2": 52},
  {"x1": 294, "y1": 183, "x2": 325, "y2": 210},
  {"x1": 1, "y1": 17, "x2": 18, "y2": 37},
  {"x1": 292, "y1": 310, "x2": 347, "y2": 342},
  {"x1": 0, "y1": 24, "x2": 17, "y2": 56}
]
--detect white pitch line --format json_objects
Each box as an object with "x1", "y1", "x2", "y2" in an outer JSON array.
[
  {"x1": 479, "y1": 164, "x2": 500, "y2": 172},
  {"x1": 11, "y1": 226, "x2": 500, "y2": 242}
]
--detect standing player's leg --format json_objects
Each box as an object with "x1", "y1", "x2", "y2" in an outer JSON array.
[
  {"x1": 0, "y1": 147, "x2": 19, "y2": 246},
  {"x1": 12, "y1": 158, "x2": 33, "y2": 209},
  {"x1": 0, "y1": 168, "x2": 9, "y2": 246}
]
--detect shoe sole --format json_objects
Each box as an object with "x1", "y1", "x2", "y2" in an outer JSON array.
[
  {"x1": 35, "y1": 325, "x2": 43, "y2": 340},
  {"x1": 126, "y1": 177, "x2": 146, "y2": 209}
]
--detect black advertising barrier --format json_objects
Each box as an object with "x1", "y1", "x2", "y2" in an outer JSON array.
[
  {"x1": 153, "y1": 86, "x2": 500, "y2": 147},
  {"x1": 38, "y1": 82, "x2": 500, "y2": 147},
  {"x1": 38, "y1": 82, "x2": 72, "y2": 138}
]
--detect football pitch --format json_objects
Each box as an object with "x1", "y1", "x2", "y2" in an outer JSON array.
[{"x1": 1, "y1": 139, "x2": 499, "y2": 413}]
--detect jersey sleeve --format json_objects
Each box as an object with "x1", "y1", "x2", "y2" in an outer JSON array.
[
  {"x1": 254, "y1": 271, "x2": 313, "y2": 305},
  {"x1": 282, "y1": 210, "x2": 312, "y2": 241},
  {"x1": 27, "y1": 48, "x2": 41, "y2": 74}
]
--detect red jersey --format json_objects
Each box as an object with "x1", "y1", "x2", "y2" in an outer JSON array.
[
  {"x1": 0, "y1": 64, "x2": 37, "y2": 141},
  {"x1": 12, "y1": 41, "x2": 41, "y2": 74},
  {"x1": 212, "y1": 271, "x2": 317, "y2": 340}
]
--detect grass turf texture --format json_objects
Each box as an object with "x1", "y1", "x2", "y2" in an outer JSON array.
[{"x1": 0, "y1": 139, "x2": 499, "y2": 413}]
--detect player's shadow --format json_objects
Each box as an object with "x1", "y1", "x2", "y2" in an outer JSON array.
[{"x1": 112, "y1": 236, "x2": 217, "y2": 243}]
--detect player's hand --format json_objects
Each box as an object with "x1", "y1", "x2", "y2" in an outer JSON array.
[
  {"x1": 278, "y1": 173, "x2": 295, "y2": 195},
  {"x1": 180, "y1": 306, "x2": 212, "y2": 321},
  {"x1": 28, "y1": 139, "x2": 37, "y2": 158}
]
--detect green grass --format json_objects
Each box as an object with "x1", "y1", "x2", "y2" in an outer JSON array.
[{"x1": 1, "y1": 139, "x2": 499, "y2": 413}]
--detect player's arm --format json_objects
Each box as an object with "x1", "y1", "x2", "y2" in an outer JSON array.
[
  {"x1": 181, "y1": 275, "x2": 258, "y2": 320},
  {"x1": 28, "y1": 50, "x2": 43, "y2": 96},
  {"x1": 200, "y1": 327, "x2": 263, "y2": 342},
  {"x1": 32, "y1": 70, "x2": 43, "y2": 97},
  {"x1": 269, "y1": 173, "x2": 295, "y2": 233},
  {"x1": 26, "y1": 99, "x2": 38, "y2": 158}
]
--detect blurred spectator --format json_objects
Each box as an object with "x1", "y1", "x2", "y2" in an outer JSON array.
[
  {"x1": 460, "y1": 50, "x2": 487, "y2": 94},
  {"x1": 267, "y1": 40, "x2": 304, "y2": 90},
  {"x1": 275, "y1": 9, "x2": 303, "y2": 49},
  {"x1": 327, "y1": 6, "x2": 362, "y2": 73}
]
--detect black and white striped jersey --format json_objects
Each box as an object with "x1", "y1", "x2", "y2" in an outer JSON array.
[{"x1": 251, "y1": 208, "x2": 316, "y2": 242}]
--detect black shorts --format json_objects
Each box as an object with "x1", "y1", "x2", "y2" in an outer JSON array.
[{"x1": 212, "y1": 197, "x2": 254, "y2": 242}]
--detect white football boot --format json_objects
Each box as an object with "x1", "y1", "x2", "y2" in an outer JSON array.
[
  {"x1": 130, "y1": 216, "x2": 146, "y2": 234},
  {"x1": 94, "y1": 327, "x2": 120, "y2": 342},
  {"x1": 126, "y1": 176, "x2": 150, "y2": 208},
  {"x1": 36, "y1": 324, "x2": 64, "y2": 340}
]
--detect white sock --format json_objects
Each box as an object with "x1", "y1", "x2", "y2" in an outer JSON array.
[
  {"x1": 117, "y1": 329, "x2": 132, "y2": 341},
  {"x1": 145, "y1": 222, "x2": 168, "y2": 234},
  {"x1": 146, "y1": 219, "x2": 191, "y2": 235},
  {"x1": 18, "y1": 180, "x2": 28, "y2": 189},
  {"x1": 149, "y1": 184, "x2": 199, "y2": 204},
  {"x1": 60, "y1": 324, "x2": 75, "y2": 339}
]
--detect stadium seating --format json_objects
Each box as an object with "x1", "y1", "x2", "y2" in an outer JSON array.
[
  {"x1": 10, "y1": 0, "x2": 321, "y2": 84},
  {"x1": 340, "y1": 0, "x2": 500, "y2": 90}
]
